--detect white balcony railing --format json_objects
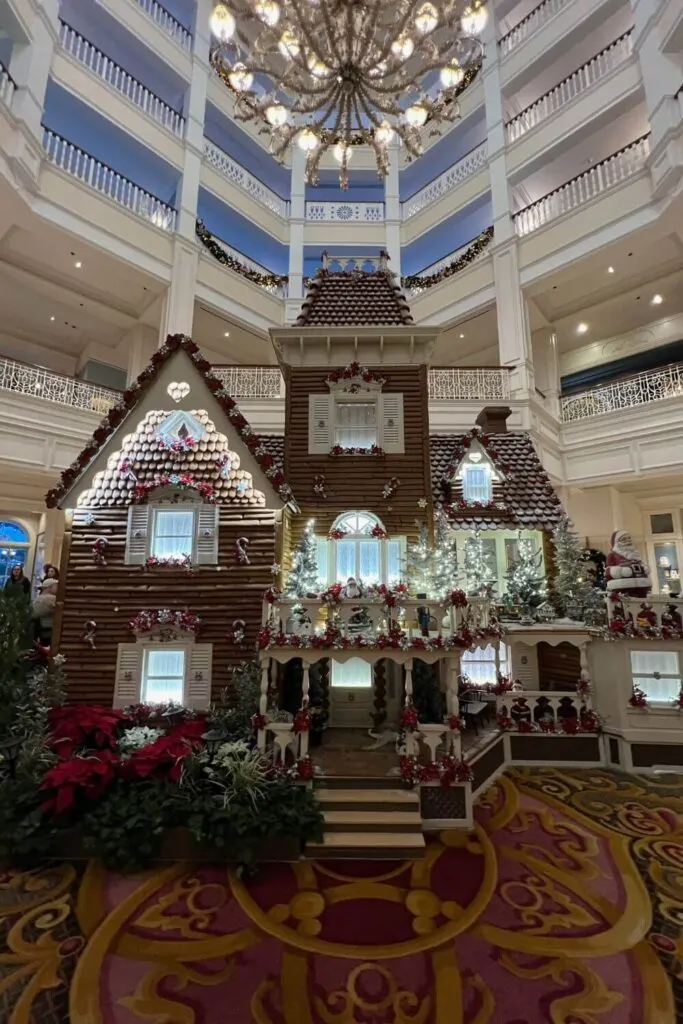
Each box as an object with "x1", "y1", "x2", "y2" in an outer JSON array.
[
  {"x1": 506, "y1": 31, "x2": 634, "y2": 143},
  {"x1": 402, "y1": 142, "x2": 488, "y2": 219},
  {"x1": 429, "y1": 368, "x2": 511, "y2": 401},
  {"x1": 561, "y1": 363, "x2": 683, "y2": 422},
  {"x1": 500, "y1": 0, "x2": 571, "y2": 56},
  {"x1": 196, "y1": 223, "x2": 288, "y2": 297},
  {"x1": 404, "y1": 231, "x2": 492, "y2": 298},
  {"x1": 42, "y1": 128, "x2": 177, "y2": 232},
  {"x1": 133, "y1": 0, "x2": 192, "y2": 49},
  {"x1": 0, "y1": 61, "x2": 14, "y2": 110},
  {"x1": 305, "y1": 201, "x2": 385, "y2": 223},
  {"x1": 59, "y1": 22, "x2": 185, "y2": 137},
  {"x1": 0, "y1": 358, "x2": 121, "y2": 414},
  {"x1": 212, "y1": 366, "x2": 285, "y2": 399},
  {"x1": 513, "y1": 135, "x2": 650, "y2": 237},
  {"x1": 203, "y1": 139, "x2": 289, "y2": 217}
]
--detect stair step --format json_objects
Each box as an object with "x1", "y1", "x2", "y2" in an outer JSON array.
[
  {"x1": 315, "y1": 775, "x2": 404, "y2": 791},
  {"x1": 323, "y1": 810, "x2": 422, "y2": 833},
  {"x1": 309, "y1": 831, "x2": 426, "y2": 860},
  {"x1": 317, "y1": 789, "x2": 419, "y2": 812}
]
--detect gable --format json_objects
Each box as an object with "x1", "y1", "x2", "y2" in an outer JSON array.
[
  {"x1": 47, "y1": 335, "x2": 294, "y2": 509},
  {"x1": 451, "y1": 437, "x2": 504, "y2": 484}
]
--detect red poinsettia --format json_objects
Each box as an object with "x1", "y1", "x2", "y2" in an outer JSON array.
[
  {"x1": 293, "y1": 708, "x2": 311, "y2": 734},
  {"x1": 447, "y1": 714, "x2": 465, "y2": 732},
  {"x1": 449, "y1": 589, "x2": 468, "y2": 608},
  {"x1": 629, "y1": 686, "x2": 648, "y2": 709},
  {"x1": 251, "y1": 713, "x2": 267, "y2": 732},
  {"x1": 41, "y1": 752, "x2": 118, "y2": 817},
  {"x1": 121, "y1": 732, "x2": 195, "y2": 783},
  {"x1": 400, "y1": 704, "x2": 419, "y2": 729},
  {"x1": 48, "y1": 705, "x2": 125, "y2": 758}
]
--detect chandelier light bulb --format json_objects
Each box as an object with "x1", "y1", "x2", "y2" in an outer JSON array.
[
  {"x1": 279, "y1": 29, "x2": 300, "y2": 58},
  {"x1": 405, "y1": 103, "x2": 428, "y2": 127},
  {"x1": 255, "y1": 0, "x2": 280, "y2": 26},
  {"x1": 391, "y1": 35, "x2": 414, "y2": 59},
  {"x1": 440, "y1": 59, "x2": 464, "y2": 88},
  {"x1": 414, "y1": 2, "x2": 438, "y2": 34},
  {"x1": 209, "y1": 3, "x2": 236, "y2": 41},
  {"x1": 297, "y1": 127, "x2": 319, "y2": 152},
  {"x1": 333, "y1": 142, "x2": 352, "y2": 163},
  {"x1": 228, "y1": 62, "x2": 253, "y2": 91},
  {"x1": 368, "y1": 60, "x2": 387, "y2": 78},
  {"x1": 307, "y1": 53, "x2": 329, "y2": 77},
  {"x1": 461, "y1": 2, "x2": 488, "y2": 36},
  {"x1": 265, "y1": 103, "x2": 288, "y2": 126},
  {"x1": 374, "y1": 120, "x2": 395, "y2": 146}
]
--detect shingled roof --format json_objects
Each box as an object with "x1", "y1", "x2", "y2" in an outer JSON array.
[
  {"x1": 296, "y1": 269, "x2": 414, "y2": 327},
  {"x1": 430, "y1": 432, "x2": 563, "y2": 531}
]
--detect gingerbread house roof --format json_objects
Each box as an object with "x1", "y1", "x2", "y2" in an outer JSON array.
[
  {"x1": 430, "y1": 432, "x2": 563, "y2": 530},
  {"x1": 295, "y1": 269, "x2": 414, "y2": 327},
  {"x1": 46, "y1": 335, "x2": 295, "y2": 509}
]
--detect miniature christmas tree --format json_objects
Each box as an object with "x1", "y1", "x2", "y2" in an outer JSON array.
[
  {"x1": 285, "y1": 519, "x2": 322, "y2": 597},
  {"x1": 405, "y1": 522, "x2": 436, "y2": 597},
  {"x1": 551, "y1": 515, "x2": 591, "y2": 618},
  {"x1": 432, "y1": 509, "x2": 461, "y2": 599},
  {"x1": 505, "y1": 536, "x2": 546, "y2": 621},
  {"x1": 463, "y1": 530, "x2": 497, "y2": 598}
]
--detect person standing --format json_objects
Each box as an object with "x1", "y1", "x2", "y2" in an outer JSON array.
[{"x1": 4, "y1": 563, "x2": 31, "y2": 598}]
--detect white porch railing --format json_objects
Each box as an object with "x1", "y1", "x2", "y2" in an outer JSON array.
[
  {"x1": 561, "y1": 363, "x2": 683, "y2": 422},
  {"x1": 500, "y1": 0, "x2": 571, "y2": 56},
  {"x1": 513, "y1": 135, "x2": 650, "y2": 237},
  {"x1": 404, "y1": 233, "x2": 492, "y2": 298},
  {"x1": 212, "y1": 366, "x2": 285, "y2": 399},
  {"x1": 0, "y1": 61, "x2": 14, "y2": 110},
  {"x1": 203, "y1": 139, "x2": 289, "y2": 217},
  {"x1": 133, "y1": 0, "x2": 192, "y2": 49},
  {"x1": 506, "y1": 31, "x2": 634, "y2": 143},
  {"x1": 305, "y1": 201, "x2": 385, "y2": 223},
  {"x1": 59, "y1": 22, "x2": 185, "y2": 137},
  {"x1": 496, "y1": 690, "x2": 593, "y2": 729},
  {"x1": 0, "y1": 357, "x2": 120, "y2": 414},
  {"x1": 429, "y1": 368, "x2": 511, "y2": 401},
  {"x1": 42, "y1": 128, "x2": 177, "y2": 232},
  {"x1": 402, "y1": 142, "x2": 488, "y2": 219}
]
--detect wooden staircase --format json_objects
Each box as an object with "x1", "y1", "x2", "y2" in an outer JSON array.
[{"x1": 308, "y1": 777, "x2": 426, "y2": 860}]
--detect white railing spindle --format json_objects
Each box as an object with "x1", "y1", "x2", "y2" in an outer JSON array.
[
  {"x1": 500, "y1": 0, "x2": 570, "y2": 55},
  {"x1": 561, "y1": 363, "x2": 683, "y2": 422},
  {"x1": 212, "y1": 367, "x2": 285, "y2": 399},
  {"x1": 202, "y1": 139, "x2": 289, "y2": 217},
  {"x1": 133, "y1": 0, "x2": 192, "y2": 49},
  {"x1": 402, "y1": 142, "x2": 488, "y2": 219},
  {"x1": 305, "y1": 201, "x2": 385, "y2": 223},
  {"x1": 0, "y1": 358, "x2": 121, "y2": 414},
  {"x1": 428, "y1": 368, "x2": 511, "y2": 401}
]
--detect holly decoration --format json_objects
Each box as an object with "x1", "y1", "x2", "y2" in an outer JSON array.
[
  {"x1": 92, "y1": 537, "x2": 108, "y2": 566},
  {"x1": 629, "y1": 686, "x2": 649, "y2": 709}
]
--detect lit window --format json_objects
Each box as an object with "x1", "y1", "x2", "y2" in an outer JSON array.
[
  {"x1": 461, "y1": 643, "x2": 509, "y2": 686},
  {"x1": 630, "y1": 650, "x2": 681, "y2": 704},
  {"x1": 334, "y1": 401, "x2": 377, "y2": 449},
  {"x1": 142, "y1": 648, "x2": 186, "y2": 703},
  {"x1": 331, "y1": 657, "x2": 373, "y2": 688},
  {"x1": 151, "y1": 509, "x2": 195, "y2": 559},
  {"x1": 0, "y1": 520, "x2": 30, "y2": 587},
  {"x1": 322, "y1": 512, "x2": 404, "y2": 587},
  {"x1": 463, "y1": 464, "x2": 492, "y2": 504}
]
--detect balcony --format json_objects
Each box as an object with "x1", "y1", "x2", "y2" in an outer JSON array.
[
  {"x1": 401, "y1": 142, "x2": 488, "y2": 221},
  {"x1": 505, "y1": 32, "x2": 634, "y2": 145},
  {"x1": 513, "y1": 135, "x2": 650, "y2": 238},
  {"x1": 0, "y1": 62, "x2": 14, "y2": 111},
  {"x1": 561, "y1": 362, "x2": 683, "y2": 423},
  {"x1": 133, "y1": 0, "x2": 192, "y2": 50},
  {"x1": 403, "y1": 228, "x2": 494, "y2": 304},
  {"x1": 202, "y1": 138, "x2": 289, "y2": 220},
  {"x1": 500, "y1": 0, "x2": 572, "y2": 57},
  {"x1": 0, "y1": 358, "x2": 120, "y2": 414},
  {"x1": 42, "y1": 128, "x2": 177, "y2": 232},
  {"x1": 58, "y1": 21, "x2": 185, "y2": 138},
  {"x1": 305, "y1": 202, "x2": 384, "y2": 223}
]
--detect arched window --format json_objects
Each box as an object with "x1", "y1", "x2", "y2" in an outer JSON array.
[
  {"x1": 0, "y1": 521, "x2": 31, "y2": 587},
  {"x1": 319, "y1": 511, "x2": 402, "y2": 586}
]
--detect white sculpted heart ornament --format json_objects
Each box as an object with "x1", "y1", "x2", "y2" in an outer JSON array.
[{"x1": 167, "y1": 381, "x2": 190, "y2": 402}]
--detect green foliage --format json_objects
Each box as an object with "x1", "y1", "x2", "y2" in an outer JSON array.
[
  {"x1": 0, "y1": 772, "x2": 56, "y2": 863},
  {"x1": 80, "y1": 780, "x2": 177, "y2": 874},
  {"x1": 208, "y1": 660, "x2": 262, "y2": 739}
]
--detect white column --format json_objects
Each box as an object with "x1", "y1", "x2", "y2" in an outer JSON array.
[
  {"x1": 384, "y1": 141, "x2": 401, "y2": 280},
  {"x1": 299, "y1": 661, "x2": 311, "y2": 759},
  {"x1": 42, "y1": 508, "x2": 65, "y2": 568},
  {"x1": 257, "y1": 662, "x2": 269, "y2": 752},
  {"x1": 492, "y1": 243, "x2": 534, "y2": 397},
  {"x1": 531, "y1": 329, "x2": 560, "y2": 417},
  {"x1": 630, "y1": 0, "x2": 683, "y2": 197},
  {"x1": 159, "y1": 241, "x2": 199, "y2": 342},
  {"x1": 286, "y1": 145, "x2": 306, "y2": 322},
  {"x1": 8, "y1": 0, "x2": 59, "y2": 190},
  {"x1": 176, "y1": 0, "x2": 211, "y2": 239},
  {"x1": 125, "y1": 325, "x2": 158, "y2": 383},
  {"x1": 481, "y1": 15, "x2": 512, "y2": 244}
]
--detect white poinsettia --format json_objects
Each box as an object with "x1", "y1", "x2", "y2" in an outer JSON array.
[{"x1": 119, "y1": 726, "x2": 164, "y2": 752}]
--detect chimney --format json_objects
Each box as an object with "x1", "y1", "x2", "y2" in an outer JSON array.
[{"x1": 476, "y1": 406, "x2": 512, "y2": 434}]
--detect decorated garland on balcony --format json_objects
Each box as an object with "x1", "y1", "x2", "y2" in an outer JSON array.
[
  {"x1": 257, "y1": 621, "x2": 503, "y2": 652},
  {"x1": 196, "y1": 220, "x2": 288, "y2": 291},
  {"x1": 401, "y1": 227, "x2": 494, "y2": 292}
]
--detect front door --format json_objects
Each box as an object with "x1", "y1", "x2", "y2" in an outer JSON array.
[{"x1": 328, "y1": 656, "x2": 375, "y2": 728}]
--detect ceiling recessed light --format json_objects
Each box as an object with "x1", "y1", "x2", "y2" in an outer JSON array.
[
  {"x1": 223, "y1": 331, "x2": 230, "y2": 337},
  {"x1": 607, "y1": 266, "x2": 615, "y2": 273},
  {"x1": 576, "y1": 322, "x2": 588, "y2": 335},
  {"x1": 651, "y1": 294, "x2": 663, "y2": 305},
  {"x1": 49, "y1": 316, "x2": 55, "y2": 321},
  {"x1": 459, "y1": 333, "x2": 465, "y2": 339},
  {"x1": 74, "y1": 260, "x2": 82, "y2": 268}
]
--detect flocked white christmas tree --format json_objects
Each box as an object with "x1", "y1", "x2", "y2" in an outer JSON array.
[
  {"x1": 505, "y1": 535, "x2": 546, "y2": 620},
  {"x1": 463, "y1": 530, "x2": 498, "y2": 598},
  {"x1": 405, "y1": 522, "x2": 436, "y2": 597},
  {"x1": 551, "y1": 514, "x2": 592, "y2": 619},
  {"x1": 285, "y1": 519, "x2": 321, "y2": 597},
  {"x1": 405, "y1": 513, "x2": 461, "y2": 599}
]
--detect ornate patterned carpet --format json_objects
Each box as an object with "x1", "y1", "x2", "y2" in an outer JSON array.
[{"x1": 1, "y1": 767, "x2": 680, "y2": 1023}]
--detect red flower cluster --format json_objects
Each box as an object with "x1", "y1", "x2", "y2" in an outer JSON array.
[
  {"x1": 133, "y1": 474, "x2": 216, "y2": 504},
  {"x1": 143, "y1": 554, "x2": 194, "y2": 573},
  {"x1": 157, "y1": 436, "x2": 198, "y2": 454},
  {"x1": 293, "y1": 707, "x2": 311, "y2": 734},
  {"x1": 129, "y1": 608, "x2": 201, "y2": 637},
  {"x1": 325, "y1": 361, "x2": 386, "y2": 389},
  {"x1": 629, "y1": 686, "x2": 649, "y2": 708},
  {"x1": 371, "y1": 525, "x2": 387, "y2": 539},
  {"x1": 329, "y1": 445, "x2": 386, "y2": 457},
  {"x1": 48, "y1": 705, "x2": 125, "y2": 759},
  {"x1": 328, "y1": 528, "x2": 347, "y2": 540},
  {"x1": 251, "y1": 713, "x2": 267, "y2": 732},
  {"x1": 257, "y1": 621, "x2": 499, "y2": 652},
  {"x1": 447, "y1": 714, "x2": 465, "y2": 732},
  {"x1": 400, "y1": 705, "x2": 419, "y2": 730},
  {"x1": 42, "y1": 753, "x2": 118, "y2": 817},
  {"x1": 449, "y1": 589, "x2": 468, "y2": 609},
  {"x1": 262, "y1": 586, "x2": 282, "y2": 605},
  {"x1": 399, "y1": 754, "x2": 473, "y2": 787},
  {"x1": 321, "y1": 583, "x2": 344, "y2": 605}
]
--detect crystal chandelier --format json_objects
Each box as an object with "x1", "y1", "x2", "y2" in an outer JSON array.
[{"x1": 210, "y1": 0, "x2": 487, "y2": 187}]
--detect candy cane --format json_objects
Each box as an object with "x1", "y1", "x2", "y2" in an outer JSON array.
[
  {"x1": 235, "y1": 537, "x2": 250, "y2": 565},
  {"x1": 82, "y1": 620, "x2": 97, "y2": 648},
  {"x1": 227, "y1": 619, "x2": 246, "y2": 645}
]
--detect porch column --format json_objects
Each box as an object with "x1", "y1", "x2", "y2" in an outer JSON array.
[
  {"x1": 299, "y1": 661, "x2": 311, "y2": 759},
  {"x1": 403, "y1": 659, "x2": 417, "y2": 755},
  {"x1": 579, "y1": 643, "x2": 592, "y2": 709},
  {"x1": 384, "y1": 139, "x2": 401, "y2": 280},
  {"x1": 285, "y1": 145, "x2": 306, "y2": 322},
  {"x1": 445, "y1": 655, "x2": 462, "y2": 759},
  {"x1": 257, "y1": 661, "x2": 269, "y2": 752},
  {"x1": 158, "y1": 241, "x2": 199, "y2": 342}
]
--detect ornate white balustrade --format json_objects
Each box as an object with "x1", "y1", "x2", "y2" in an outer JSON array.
[
  {"x1": 59, "y1": 22, "x2": 185, "y2": 136},
  {"x1": 561, "y1": 363, "x2": 683, "y2": 422},
  {"x1": 401, "y1": 142, "x2": 488, "y2": 219},
  {"x1": 429, "y1": 368, "x2": 510, "y2": 402},
  {"x1": 212, "y1": 366, "x2": 284, "y2": 399},
  {"x1": 133, "y1": 0, "x2": 192, "y2": 49},
  {"x1": 42, "y1": 128, "x2": 177, "y2": 232},
  {"x1": 305, "y1": 202, "x2": 385, "y2": 223},
  {"x1": 203, "y1": 139, "x2": 289, "y2": 217},
  {"x1": 513, "y1": 135, "x2": 650, "y2": 237},
  {"x1": 0, "y1": 357, "x2": 121, "y2": 414},
  {"x1": 0, "y1": 62, "x2": 14, "y2": 110},
  {"x1": 496, "y1": 690, "x2": 592, "y2": 728},
  {"x1": 506, "y1": 32, "x2": 634, "y2": 143},
  {"x1": 500, "y1": 0, "x2": 571, "y2": 56}
]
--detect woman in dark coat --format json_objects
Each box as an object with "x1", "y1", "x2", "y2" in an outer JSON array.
[{"x1": 4, "y1": 564, "x2": 31, "y2": 598}]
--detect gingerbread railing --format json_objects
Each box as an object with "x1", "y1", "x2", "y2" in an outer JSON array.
[{"x1": 606, "y1": 594, "x2": 683, "y2": 633}]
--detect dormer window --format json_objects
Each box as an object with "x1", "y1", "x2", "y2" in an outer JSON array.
[
  {"x1": 335, "y1": 401, "x2": 378, "y2": 449},
  {"x1": 463, "y1": 463, "x2": 492, "y2": 504}
]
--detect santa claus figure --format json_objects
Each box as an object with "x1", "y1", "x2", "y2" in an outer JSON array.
[
  {"x1": 606, "y1": 531, "x2": 652, "y2": 598},
  {"x1": 343, "y1": 577, "x2": 363, "y2": 600}
]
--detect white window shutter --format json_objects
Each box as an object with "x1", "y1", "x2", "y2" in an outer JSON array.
[
  {"x1": 113, "y1": 644, "x2": 143, "y2": 707},
  {"x1": 125, "y1": 506, "x2": 150, "y2": 564},
  {"x1": 196, "y1": 505, "x2": 219, "y2": 564},
  {"x1": 187, "y1": 643, "x2": 213, "y2": 710},
  {"x1": 380, "y1": 394, "x2": 404, "y2": 453},
  {"x1": 308, "y1": 394, "x2": 332, "y2": 454}
]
